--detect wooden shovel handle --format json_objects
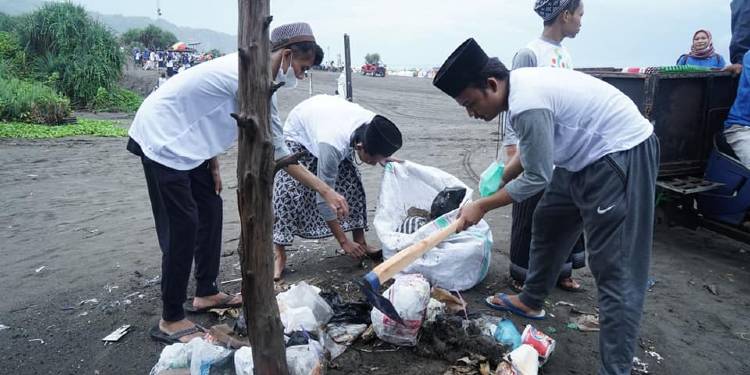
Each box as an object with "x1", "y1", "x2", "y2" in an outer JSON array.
[{"x1": 372, "y1": 218, "x2": 465, "y2": 283}]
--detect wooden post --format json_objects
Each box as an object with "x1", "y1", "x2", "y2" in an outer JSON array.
[
  {"x1": 235, "y1": 0, "x2": 289, "y2": 373},
  {"x1": 344, "y1": 34, "x2": 353, "y2": 101}
]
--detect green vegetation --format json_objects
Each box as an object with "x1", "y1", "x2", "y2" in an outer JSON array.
[
  {"x1": 0, "y1": 76, "x2": 71, "y2": 124},
  {"x1": 92, "y1": 86, "x2": 143, "y2": 113},
  {"x1": 0, "y1": 118, "x2": 127, "y2": 139},
  {"x1": 14, "y1": 3, "x2": 124, "y2": 107},
  {"x1": 120, "y1": 24, "x2": 178, "y2": 50}
]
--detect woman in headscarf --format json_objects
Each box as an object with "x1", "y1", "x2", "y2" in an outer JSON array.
[
  {"x1": 272, "y1": 95, "x2": 403, "y2": 280},
  {"x1": 677, "y1": 29, "x2": 727, "y2": 68}
]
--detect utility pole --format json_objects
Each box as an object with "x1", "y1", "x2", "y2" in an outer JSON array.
[{"x1": 234, "y1": 0, "x2": 288, "y2": 373}]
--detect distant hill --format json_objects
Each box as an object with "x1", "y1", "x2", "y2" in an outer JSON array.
[{"x1": 0, "y1": 0, "x2": 237, "y2": 53}]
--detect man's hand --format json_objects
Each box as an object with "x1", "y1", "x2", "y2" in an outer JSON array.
[
  {"x1": 725, "y1": 64, "x2": 743, "y2": 76},
  {"x1": 457, "y1": 201, "x2": 487, "y2": 232},
  {"x1": 322, "y1": 189, "x2": 349, "y2": 219},
  {"x1": 209, "y1": 158, "x2": 222, "y2": 195},
  {"x1": 340, "y1": 240, "x2": 367, "y2": 258}
]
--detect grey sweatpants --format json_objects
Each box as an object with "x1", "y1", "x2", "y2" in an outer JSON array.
[{"x1": 518, "y1": 134, "x2": 659, "y2": 375}]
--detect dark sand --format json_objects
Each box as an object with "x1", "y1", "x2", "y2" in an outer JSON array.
[{"x1": 1, "y1": 71, "x2": 749, "y2": 374}]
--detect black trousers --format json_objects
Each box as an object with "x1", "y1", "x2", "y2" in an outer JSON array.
[
  {"x1": 141, "y1": 156, "x2": 223, "y2": 321},
  {"x1": 509, "y1": 191, "x2": 586, "y2": 283}
]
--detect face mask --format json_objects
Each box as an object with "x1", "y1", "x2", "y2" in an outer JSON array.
[{"x1": 275, "y1": 52, "x2": 298, "y2": 89}]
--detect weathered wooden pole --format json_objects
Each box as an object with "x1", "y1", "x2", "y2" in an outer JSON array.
[
  {"x1": 235, "y1": 0, "x2": 289, "y2": 373},
  {"x1": 344, "y1": 34, "x2": 353, "y2": 101}
]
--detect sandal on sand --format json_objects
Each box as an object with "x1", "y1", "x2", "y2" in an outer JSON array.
[
  {"x1": 149, "y1": 324, "x2": 205, "y2": 344},
  {"x1": 484, "y1": 293, "x2": 546, "y2": 320},
  {"x1": 557, "y1": 278, "x2": 586, "y2": 293},
  {"x1": 184, "y1": 294, "x2": 242, "y2": 313}
]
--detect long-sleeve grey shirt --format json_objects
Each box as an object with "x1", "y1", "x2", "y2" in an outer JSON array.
[{"x1": 504, "y1": 109, "x2": 555, "y2": 203}]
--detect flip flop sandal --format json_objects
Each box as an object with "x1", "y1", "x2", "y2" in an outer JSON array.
[
  {"x1": 184, "y1": 294, "x2": 242, "y2": 313},
  {"x1": 484, "y1": 293, "x2": 546, "y2": 320},
  {"x1": 149, "y1": 324, "x2": 205, "y2": 344}
]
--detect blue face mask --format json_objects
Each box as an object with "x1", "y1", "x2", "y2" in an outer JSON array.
[{"x1": 275, "y1": 52, "x2": 298, "y2": 89}]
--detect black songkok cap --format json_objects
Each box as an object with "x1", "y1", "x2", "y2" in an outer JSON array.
[
  {"x1": 364, "y1": 115, "x2": 402, "y2": 157},
  {"x1": 433, "y1": 38, "x2": 489, "y2": 98}
]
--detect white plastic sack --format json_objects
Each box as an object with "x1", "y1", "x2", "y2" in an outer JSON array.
[
  {"x1": 277, "y1": 282, "x2": 334, "y2": 334},
  {"x1": 286, "y1": 344, "x2": 325, "y2": 375},
  {"x1": 189, "y1": 338, "x2": 233, "y2": 375},
  {"x1": 371, "y1": 274, "x2": 431, "y2": 346},
  {"x1": 150, "y1": 340, "x2": 193, "y2": 375},
  {"x1": 374, "y1": 161, "x2": 493, "y2": 291},
  {"x1": 234, "y1": 347, "x2": 254, "y2": 375}
]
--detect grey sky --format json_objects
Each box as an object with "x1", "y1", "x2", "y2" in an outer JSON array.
[{"x1": 69, "y1": 0, "x2": 733, "y2": 69}]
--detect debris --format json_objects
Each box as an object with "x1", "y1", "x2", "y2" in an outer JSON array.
[
  {"x1": 209, "y1": 307, "x2": 241, "y2": 319},
  {"x1": 124, "y1": 292, "x2": 140, "y2": 299},
  {"x1": 28, "y1": 338, "x2": 45, "y2": 344},
  {"x1": 704, "y1": 284, "x2": 719, "y2": 295},
  {"x1": 79, "y1": 298, "x2": 99, "y2": 306},
  {"x1": 360, "y1": 324, "x2": 376, "y2": 343},
  {"x1": 554, "y1": 301, "x2": 575, "y2": 307},
  {"x1": 190, "y1": 337, "x2": 234, "y2": 374},
  {"x1": 220, "y1": 277, "x2": 242, "y2": 285},
  {"x1": 495, "y1": 344, "x2": 539, "y2": 375},
  {"x1": 566, "y1": 322, "x2": 578, "y2": 330},
  {"x1": 78, "y1": 311, "x2": 89, "y2": 317},
  {"x1": 416, "y1": 315, "x2": 505, "y2": 368},
  {"x1": 647, "y1": 278, "x2": 657, "y2": 291},
  {"x1": 426, "y1": 298, "x2": 446, "y2": 323},
  {"x1": 738, "y1": 332, "x2": 750, "y2": 341},
  {"x1": 0, "y1": 324, "x2": 9, "y2": 331},
  {"x1": 234, "y1": 346, "x2": 254, "y2": 375},
  {"x1": 105, "y1": 284, "x2": 119, "y2": 293},
  {"x1": 521, "y1": 325, "x2": 556, "y2": 365},
  {"x1": 150, "y1": 339, "x2": 193, "y2": 375},
  {"x1": 494, "y1": 319, "x2": 522, "y2": 350},
  {"x1": 443, "y1": 353, "x2": 491, "y2": 375},
  {"x1": 371, "y1": 274, "x2": 431, "y2": 346},
  {"x1": 645, "y1": 350, "x2": 663, "y2": 363},
  {"x1": 571, "y1": 314, "x2": 600, "y2": 332},
  {"x1": 632, "y1": 357, "x2": 650, "y2": 374},
  {"x1": 102, "y1": 325, "x2": 132, "y2": 342},
  {"x1": 143, "y1": 275, "x2": 161, "y2": 287},
  {"x1": 326, "y1": 323, "x2": 368, "y2": 344},
  {"x1": 319, "y1": 329, "x2": 348, "y2": 360},
  {"x1": 319, "y1": 290, "x2": 372, "y2": 325},
  {"x1": 544, "y1": 327, "x2": 557, "y2": 334},
  {"x1": 35, "y1": 266, "x2": 46, "y2": 273},
  {"x1": 209, "y1": 324, "x2": 249, "y2": 349},
  {"x1": 432, "y1": 287, "x2": 467, "y2": 314},
  {"x1": 286, "y1": 344, "x2": 325, "y2": 375},
  {"x1": 277, "y1": 282, "x2": 334, "y2": 334}
]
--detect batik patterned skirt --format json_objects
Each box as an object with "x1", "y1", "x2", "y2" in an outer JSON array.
[{"x1": 272, "y1": 141, "x2": 367, "y2": 246}]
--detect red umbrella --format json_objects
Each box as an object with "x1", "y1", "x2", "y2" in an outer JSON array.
[{"x1": 171, "y1": 42, "x2": 188, "y2": 52}]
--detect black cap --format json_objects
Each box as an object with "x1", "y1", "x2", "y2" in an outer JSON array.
[
  {"x1": 364, "y1": 115, "x2": 402, "y2": 157},
  {"x1": 433, "y1": 38, "x2": 489, "y2": 98}
]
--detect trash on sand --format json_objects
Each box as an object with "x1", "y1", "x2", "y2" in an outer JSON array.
[
  {"x1": 286, "y1": 344, "x2": 325, "y2": 375},
  {"x1": 360, "y1": 324, "x2": 376, "y2": 343},
  {"x1": 632, "y1": 357, "x2": 650, "y2": 374},
  {"x1": 738, "y1": 332, "x2": 750, "y2": 341},
  {"x1": 544, "y1": 327, "x2": 557, "y2": 334},
  {"x1": 28, "y1": 338, "x2": 45, "y2": 344},
  {"x1": 554, "y1": 301, "x2": 575, "y2": 308},
  {"x1": 426, "y1": 298, "x2": 446, "y2": 323},
  {"x1": 79, "y1": 298, "x2": 99, "y2": 306},
  {"x1": 220, "y1": 277, "x2": 242, "y2": 285},
  {"x1": 209, "y1": 307, "x2": 241, "y2": 319},
  {"x1": 150, "y1": 339, "x2": 192, "y2": 375},
  {"x1": 319, "y1": 329, "x2": 347, "y2": 360},
  {"x1": 443, "y1": 353, "x2": 491, "y2": 375},
  {"x1": 78, "y1": 311, "x2": 89, "y2": 317},
  {"x1": 124, "y1": 292, "x2": 140, "y2": 299},
  {"x1": 704, "y1": 284, "x2": 719, "y2": 295},
  {"x1": 472, "y1": 315, "x2": 501, "y2": 338},
  {"x1": 571, "y1": 314, "x2": 600, "y2": 332},
  {"x1": 143, "y1": 275, "x2": 161, "y2": 287},
  {"x1": 566, "y1": 322, "x2": 578, "y2": 330},
  {"x1": 286, "y1": 330, "x2": 317, "y2": 347},
  {"x1": 319, "y1": 290, "x2": 372, "y2": 325},
  {"x1": 416, "y1": 315, "x2": 505, "y2": 368},
  {"x1": 277, "y1": 282, "x2": 334, "y2": 334},
  {"x1": 645, "y1": 350, "x2": 663, "y2": 363},
  {"x1": 432, "y1": 287, "x2": 467, "y2": 314},
  {"x1": 190, "y1": 337, "x2": 234, "y2": 375},
  {"x1": 647, "y1": 278, "x2": 657, "y2": 291},
  {"x1": 495, "y1": 344, "x2": 539, "y2": 375},
  {"x1": 209, "y1": 324, "x2": 249, "y2": 349},
  {"x1": 521, "y1": 325, "x2": 556, "y2": 365},
  {"x1": 105, "y1": 284, "x2": 119, "y2": 293},
  {"x1": 371, "y1": 274, "x2": 431, "y2": 346},
  {"x1": 234, "y1": 346, "x2": 254, "y2": 375},
  {"x1": 35, "y1": 266, "x2": 46, "y2": 273},
  {"x1": 494, "y1": 319, "x2": 522, "y2": 351},
  {"x1": 326, "y1": 323, "x2": 368, "y2": 344},
  {"x1": 0, "y1": 324, "x2": 9, "y2": 331},
  {"x1": 102, "y1": 325, "x2": 132, "y2": 342}
]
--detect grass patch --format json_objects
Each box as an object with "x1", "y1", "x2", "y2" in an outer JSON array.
[
  {"x1": 0, "y1": 118, "x2": 127, "y2": 139},
  {"x1": 92, "y1": 86, "x2": 143, "y2": 113}
]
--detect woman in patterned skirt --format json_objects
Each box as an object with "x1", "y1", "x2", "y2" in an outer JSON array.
[{"x1": 273, "y1": 94, "x2": 403, "y2": 280}]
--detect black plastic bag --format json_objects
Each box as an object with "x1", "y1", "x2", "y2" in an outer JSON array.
[{"x1": 430, "y1": 187, "x2": 467, "y2": 219}]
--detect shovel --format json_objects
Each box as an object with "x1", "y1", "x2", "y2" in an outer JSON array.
[{"x1": 358, "y1": 218, "x2": 465, "y2": 324}]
